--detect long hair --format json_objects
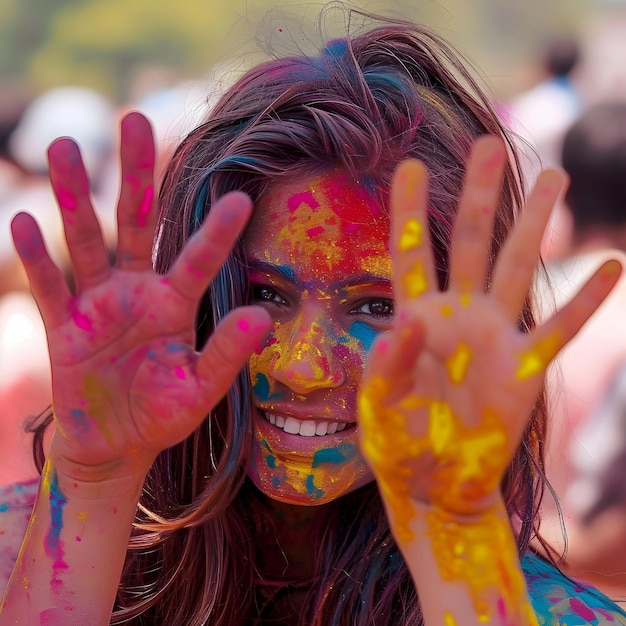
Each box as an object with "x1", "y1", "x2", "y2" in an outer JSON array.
[{"x1": 35, "y1": 9, "x2": 549, "y2": 625}]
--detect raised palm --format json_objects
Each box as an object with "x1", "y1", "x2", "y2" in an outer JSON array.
[
  {"x1": 359, "y1": 138, "x2": 621, "y2": 535},
  {"x1": 11, "y1": 113, "x2": 271, "y2": 475}
]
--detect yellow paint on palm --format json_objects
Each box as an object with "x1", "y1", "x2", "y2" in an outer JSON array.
[
  {"x1": 516, "y1": 331, "x2": 561, "y2": 381},
  {"x1": 83, "y1": 372, "x2": 115, "y2": 447},
  {"x1": 444, "y1": 612, "x2": 458, "y2": 626},
  {"x1": 427, "y1": 508, "x2": 534, "y2": 623},
  {"x1": 429, "y1": 401, "x2": 454, "y2": 455},
  {"x1": 399, "y1": 218, "x2": 423, "y2": 251},
  {"x1": 358, "y1": 377, "x2": 428, "y2": 542},
  {"x1": 430, "y1": 408, "x2": 507, "y2": 510},
  {"x1": 440, "y1": 304, "x2": 454, "y2": 318},
  {"x1": 460, "y1": 293, "x2": 471, "y2": 307},
  {"x1": 404, "y1": 260, "x2": 428, "y2": 298},
  {"x1": 445, "y1": 342, "x2": 472, "y2": 384}
]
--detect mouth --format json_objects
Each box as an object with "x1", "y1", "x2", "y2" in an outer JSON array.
[{"x1": 262, "y1": 411, "x2": 354, "y2": 437}]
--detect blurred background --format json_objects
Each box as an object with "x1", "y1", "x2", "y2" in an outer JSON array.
[{"x1": 1, "y1": 0, "x2": 625, "y2": 104}]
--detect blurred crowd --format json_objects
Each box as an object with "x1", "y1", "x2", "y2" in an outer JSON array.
[{"x1": 1, "y1": 12, "x2": 625, "y2": 610}]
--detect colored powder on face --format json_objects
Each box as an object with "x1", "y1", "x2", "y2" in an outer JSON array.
[
  {"x1": 398, "y1": 218, "x2": 423, "y2": 251},
  {"x1": 287, "y1": 191, "x2": 320, "y2": 213},
  {"x1": 307, "y1": 225, "x2": 325, "y2": 237},
  {"x1": 275, "y1": 265, "x2": 296, "y2": 281},
  {"x1": 305, "y1": 474, "x2": 324, "y2": 498},
  {"x1": 312, "y1": 444, "x2": 357, "y2": 468},
  {"x1": 0, "y1": 503, "x2": 9, "y2": 512},
  {"x1": 174, "y1": 366, "x2": 186, "y2": 380},
  {"x1": 348, "y1": 321, "x2": 380, "y2": 352},
  {"x1": 404, "y1": 261, "x2": 428, "y2": 298},
  {"x1": 252, "y1": 373, "x2": 282, "y2": 401},
  {"x1": 445, "y1": 342, "x2": 472, "y2": 384}
]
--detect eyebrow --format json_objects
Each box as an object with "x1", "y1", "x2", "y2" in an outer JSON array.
[{"x1": 246, "y1": 260, "x2": 392, "y2": 290}]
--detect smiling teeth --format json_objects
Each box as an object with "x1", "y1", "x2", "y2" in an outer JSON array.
[{"x1": 264, "y1": 413, "x2": 348, "y2": 436}]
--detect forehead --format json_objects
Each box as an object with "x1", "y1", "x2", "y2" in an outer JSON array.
[{"x1": 244, "y1": 170, "x2": 391, "y2": 280}]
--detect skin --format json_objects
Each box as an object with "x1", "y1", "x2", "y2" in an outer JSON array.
[
  {"x1": 244, "y1": 171, "x2": 393, "y2": 504},
  {"x1": 0, "y1": 113, "x2": 621, "y2": 625}
]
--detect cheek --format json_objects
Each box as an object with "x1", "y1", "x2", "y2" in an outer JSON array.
[
  {"x1": 336, "y1": 321, "x2": 383, "y2": 370},
  {"x1": 249, "y1": 336, "x2": 282, "y2": 401}
]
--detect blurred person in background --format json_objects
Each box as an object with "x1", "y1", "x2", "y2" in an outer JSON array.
[
  {"x1": 504, "y1": 38, "x2": 583, "y2": 262},
  {"x1": 537, "y1": 102, "x2": 626, "y2": 608}
]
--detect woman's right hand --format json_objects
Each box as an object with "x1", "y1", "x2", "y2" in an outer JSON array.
[{"x1": 11, "y1": 111, "x2": 271, "y2": 481}]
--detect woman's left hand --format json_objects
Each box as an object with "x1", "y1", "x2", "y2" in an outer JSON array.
[{"x1": 358, "y1": 136, "x2": 622, "y2": 541}]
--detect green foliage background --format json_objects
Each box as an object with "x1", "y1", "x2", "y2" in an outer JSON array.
[{"x1": 0, "y1": 0, "x2": 614, "y2": 103}]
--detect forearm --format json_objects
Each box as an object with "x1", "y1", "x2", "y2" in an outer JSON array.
[
  {"x1": 393, "y1": 497, "x2": 538, "y2": 626},
  {"x1": 0, "y1": 458, "x2": 147, "y2": 625}
]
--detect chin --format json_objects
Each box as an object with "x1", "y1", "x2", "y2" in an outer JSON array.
[{"x1": 246, "y1": 425, "x2": 375, "y2": 505}]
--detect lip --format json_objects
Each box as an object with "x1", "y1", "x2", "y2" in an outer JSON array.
[{"x1": 254, "y1": 409, "x2": 359, "y2": 456}]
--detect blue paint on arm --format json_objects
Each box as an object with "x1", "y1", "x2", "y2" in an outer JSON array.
[{"x1": 48, "y1": 471, "x2": 67, "y2": 551}]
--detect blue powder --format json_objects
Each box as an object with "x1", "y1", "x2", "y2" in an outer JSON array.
[
  {"x1": 252, "y1": 373, "x2": 282, "y2": 401},
  {"x1": 312, "y1": 444, "x2": 356, "y2": 468},
  {"x1": 348, "y1": 321, "x2": 380, "y2": 351}
]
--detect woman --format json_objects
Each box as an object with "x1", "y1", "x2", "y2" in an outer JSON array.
[{"x1": 1, "y1": 10, "x2": 625, "y2": 625}]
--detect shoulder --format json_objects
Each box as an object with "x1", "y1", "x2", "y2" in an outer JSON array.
[
  {"x1": 522, "y1": 551, "x2": 626, "y2": 624},
  {"x1": 0, "y1": 479, "x2": 38, "y2": 594}
]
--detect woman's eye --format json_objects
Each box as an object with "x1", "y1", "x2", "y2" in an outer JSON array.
[
  {"x1": 351, "y1": 299, "x2": 394, "y2": 318},
  {"x1": 251, "y1": 285, "x2": 287, "y2": 305}
]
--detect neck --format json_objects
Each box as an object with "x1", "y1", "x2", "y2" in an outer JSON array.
[{"x1": 257, "y1": 496, "x2": 332, "y2": 582}]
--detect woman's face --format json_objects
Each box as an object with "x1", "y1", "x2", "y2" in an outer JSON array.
[{"x1": 243, "y1": 170, "x2": 393, "y2": 505}]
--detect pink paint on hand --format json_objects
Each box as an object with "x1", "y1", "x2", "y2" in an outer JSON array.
[
  {"x1": 237, "y1": 318, "x2": 251, "y2": 332},
  {"x1": 137, "y1": 185, "x2": 153, "y2": 227},
  {"x1": 55, "y1": 187, "x2": 76, "y2": 211},
  {"x1": 69, "y1": 300, "x2": 93, "y2": 332}
]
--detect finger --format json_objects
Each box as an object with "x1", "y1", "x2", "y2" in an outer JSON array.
[
  {"x1": 390, "y1": 159, "x2": 436, "y2": 305},
  {"x1": 166, "y1": 191, "x2": 253, "y2": 302},
  {"x1": 491, "y1": 169, "x2": 567, "y2": 320},
  {"x1": 448, "y1": 136, "x2": 506, "y2": 293},
  {"x1": 362, "y1": 312, "x2": 426, "y2": 400},
  {"x1": 11, "y1": 212, "x2": 73, "y2": 329},
  {"x1": 48, "y1": 139, "x2": 111, "y2": 291},
  {"x1": 116, "y1": 112, "x2": 158, "y2": 271},
  {"x1": 197, "y1": 306, "x2": 272, "y2": 402},
  {"x1": 515, "y1": 260, "x2": 622, "y2": 382}
]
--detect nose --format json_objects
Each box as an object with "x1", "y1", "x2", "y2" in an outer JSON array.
[{"x1": 269, "y1": 313, "x2": 346, "y2": 395}]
